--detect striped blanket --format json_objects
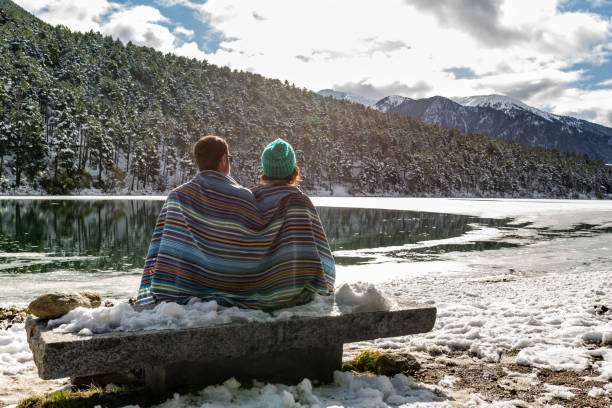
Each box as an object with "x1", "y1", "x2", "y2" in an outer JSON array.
[{"x1": 136, "y1": 171, "x2": 335, "y2": 309}]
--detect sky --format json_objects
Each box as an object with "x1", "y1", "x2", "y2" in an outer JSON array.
[{"x1": 14, "y1": 0, "x2": 612, "y2": 127}]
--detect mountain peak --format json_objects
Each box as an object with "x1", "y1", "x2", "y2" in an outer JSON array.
[
  {"x1": 452, "y1": 94, "x2": 554, "y2": 121},
  {"x1": 374, "y1": 95, "x2": 410, "y2": 111}
]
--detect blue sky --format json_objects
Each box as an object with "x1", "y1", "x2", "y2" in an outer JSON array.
[
  {"x1": 559, "y1": 0, "x2": 612, "y2": 95},
  {"x1": 111, "y1": 0, "x2": 223, "y2": 52},
  {"x1": 15, "y1": 0, "x2": 612, "y2": 126}
]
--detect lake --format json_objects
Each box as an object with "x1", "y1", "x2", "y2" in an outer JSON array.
[
  {"x1": 1, "y1": 197, "x2": 611, "y2": 306},
  {"x1": 0, "y1": 197, "x2": 516, "y2": 305}
]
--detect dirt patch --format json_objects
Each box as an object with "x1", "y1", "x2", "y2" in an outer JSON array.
[
  {"x1": 0, "y1": 306, "x2": 28, "y2": 330},
  {"x1": 411, "y1": 350, "x2": 612, "y2": 407}
]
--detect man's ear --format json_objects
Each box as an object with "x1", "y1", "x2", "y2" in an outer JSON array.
[{"x1": 218, "y1": 154, "x2": 229, "y2": 173}]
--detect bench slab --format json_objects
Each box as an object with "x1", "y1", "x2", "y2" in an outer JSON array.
[{"x1": 26, "y1": 305, "x2": 436, "y2": 391}]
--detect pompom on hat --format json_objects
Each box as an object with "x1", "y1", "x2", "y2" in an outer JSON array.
[{"x1": 261, "y1": 138, "x2": 296, "y2": 178}]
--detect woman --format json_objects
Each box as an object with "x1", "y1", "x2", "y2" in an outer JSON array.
[{"x1": 250, "y1": 138, "x2": 336, "y2": 306}]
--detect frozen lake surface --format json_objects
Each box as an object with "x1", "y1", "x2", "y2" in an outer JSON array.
[{"x1": 1, "y1": 197, "x2": 611, "y2": 407}]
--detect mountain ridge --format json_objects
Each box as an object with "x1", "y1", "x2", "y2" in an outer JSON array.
[
  {"x1": 452, "y1": 94, "x2": 556, "y2": 122},
  {"x1": 373, "y1": 94, "x2": 612, "y2": 163}
]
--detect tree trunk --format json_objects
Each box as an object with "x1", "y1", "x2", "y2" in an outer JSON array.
[
  {"x1": 125, "y1": 136, "x2": 132, "y2": 174},
  {"x1": 82, "y1": 135, "x2": 90, "y2": 173},
  {"x1": 78, "y1": 126, "x2": 85, "y2": 172},
  {"x1": 129, "y1": 170, "x2": 136, "y2": 192},
  {"x1": 98, "y1": 153, "x2": 103, "y2": 184}
]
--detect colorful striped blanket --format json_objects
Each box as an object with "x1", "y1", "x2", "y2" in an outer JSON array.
[{"x1": 136, "y1": 171, "x2": 335, "y2": 309}]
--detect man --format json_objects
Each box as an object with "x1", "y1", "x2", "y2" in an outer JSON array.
[{"x1": 136, "y1": 136, "x2": 334, "y2": 309}]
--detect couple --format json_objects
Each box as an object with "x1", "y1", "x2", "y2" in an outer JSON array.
[{"x1": 136, "y1": 136, "x2": 335, "y2": 310}]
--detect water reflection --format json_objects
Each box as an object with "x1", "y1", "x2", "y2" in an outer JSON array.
[
  {"x1": 317, "y1": 207, "x2": 517, "y2": 264},
  {"x1": 0, "y1": 200, "x2": 520, "y2": 275},
  {"x1": 0, "y1": 200, "x2": 161, "y2": 273},
  {"x1": 318, "y1": 207, "x2": 511, "y2": 251}
]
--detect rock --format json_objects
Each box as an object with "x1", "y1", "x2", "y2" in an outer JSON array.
[
  {"x1": 581, "y1": 331, "x2": 603, "y2": 345},
  {"x1": 375, "y1": 352, "x2": 421, "y2": 376},
  {"x1": 28, "y1": 291, "x2": 102, "y2": 319},
  {"x1": 0, "y1": 307, "x2": 27, "y2": 330},
  {"x1": 594, "y1": 304, "x2": 609, "y2": 315}
]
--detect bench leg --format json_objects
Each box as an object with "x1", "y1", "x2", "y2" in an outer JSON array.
[
  {"x1": 306, "y1": 343, "x2": 343, "y2": 383},
  {"x1": 142, "y1": 343, "x2": 344, "y2": 393},
  {"x1": 145, "y1": 366, "x2": 167, "y2": 395}
]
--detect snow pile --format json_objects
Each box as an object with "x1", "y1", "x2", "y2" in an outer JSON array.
[
  {"x1": 516, "y1": 346, "x2": 591, "y2": 371},
  {"x1": 123, "y1": 371, "x2": 448, "y2": 408},
  {"x1": 48, "y1": 284, "x2": 393, "y2": 335},
  {"x1": 48, "y1": 295, "x2": 332, "y2": 334},
  {"x1": 437, "y1": 375, "x2": 460, "y2": 388},
  {"x1": 590, "y1": 349, "x2": 612, "y2": 381},
  {"x1": 0, "y1": 323, "x2": 34, "y2": 376},
  {"x1": 587, "y1": 387, "x2": 606, "y2": 398},
  {"x1": 334, "y1": 283, "x2": 390, "y2": 313},
  {"x1": 538, "y1": 383, "x2": 575, "y2": 402}
]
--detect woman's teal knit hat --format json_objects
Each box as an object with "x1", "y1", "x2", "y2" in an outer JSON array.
[{"x1": 261, "y1": 138, "x2": 296, "y2": 178}]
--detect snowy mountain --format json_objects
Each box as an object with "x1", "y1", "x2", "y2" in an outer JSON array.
[
  {"x1": 317, "y1": 89, "x2": 377, "y2": 107},
  {"x1": 376, "y1": 94, "x2": 612, "y2": 163},
  {"x1": 372, "y1": 95, "x2": 409, "y2": 112},
  {"x1": 452, "y1": 94, "x2": 555, "y2": 121}
]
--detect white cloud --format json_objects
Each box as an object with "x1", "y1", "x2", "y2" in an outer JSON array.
[
  {"x1": 100, "y1": 5, "x2": 176, "y2": 52},
  {"x1": 544, "y1": 87, "x2": 612, "y2": 126},
  {"x1": 16, "y1": 0, "x2": 117, "y2": 32},
  {"x1": 174, "y1": 41, "x2": 207, "y2": 60},
  {"x1": 17, "y1": 0, "x2": 202, "y2": 56},
  {"x1": 190, "y1": 0, "x2": 612, "y2": 125},
  {"x1": 15, "y1": 0, "x2": 612, "y2": 126},
  {"x1": 597, "y1": 78, "x2": 612, "y2": 86},
  {"x1": 174, "y1": 26, "x2": 195, "y2": 39}
]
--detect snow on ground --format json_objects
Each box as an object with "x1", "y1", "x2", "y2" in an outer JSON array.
[
  {"x1": 1, "y1": 198, "x2": 611, "y2": 407},
  {"x1": 119, "y1": 371, "x2": 562, "y2": 408},
  {"x1": 122, "y1": 373, "x2": 453, "y2": 408},
  {"x1": 393, "y1": 270, "x2": 612, "y2": 375},
  {"x1": 0, "y1": 323, "x2": 67, "y2": 406},
  {"x1": 0, "y1": 324, "x2": 31, "y2": 378}
]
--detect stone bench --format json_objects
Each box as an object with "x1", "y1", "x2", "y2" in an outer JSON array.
[{"x1": 26, "y1": 305, "x2": 436, "y2": 394}]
